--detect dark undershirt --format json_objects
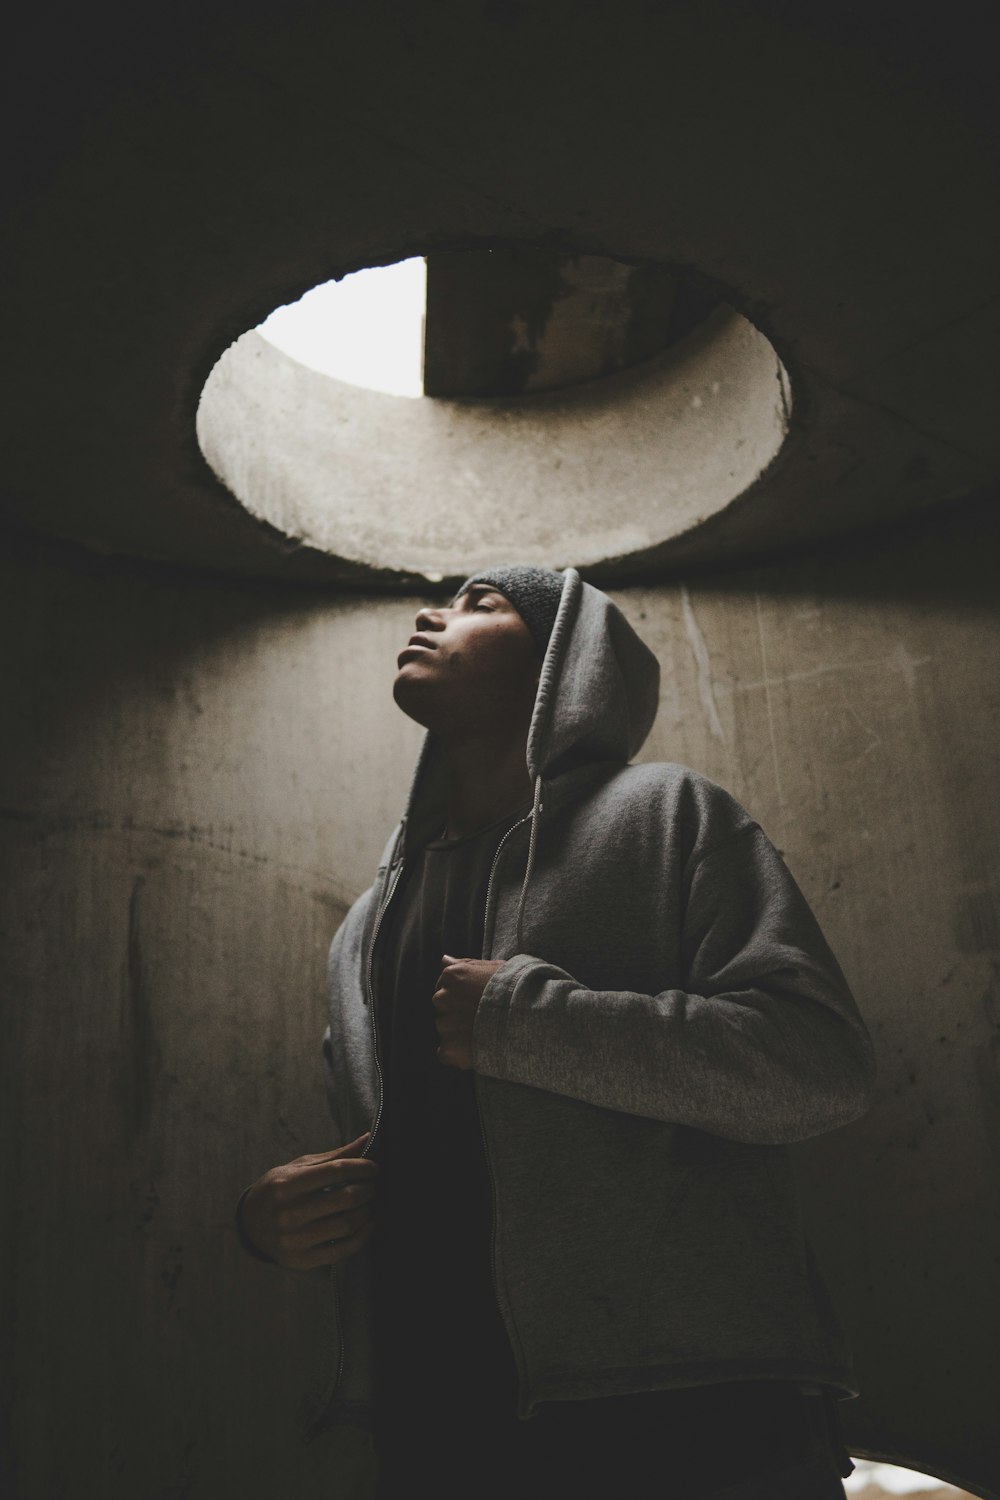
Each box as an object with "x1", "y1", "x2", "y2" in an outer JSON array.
[
  {"x1": 371, "y1": 809, "x2": 524, "y2": 1430},
  {"x1": 369, "y1": 810, "x2": 836, "y2": 1498}
]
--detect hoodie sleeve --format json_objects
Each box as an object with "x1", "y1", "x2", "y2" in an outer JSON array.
[
  {"x1": 321, "y1": 883, "x2": 380, "y2": 1148},
  {"x1": 473, "y1": 824, "x2": 876, "y2": 1145}
]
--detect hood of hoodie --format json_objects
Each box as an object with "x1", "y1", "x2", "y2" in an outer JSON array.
[
  {"x1": 526, "y1": 568, "x2": 660, "y2": 780},
  {"x1": 398, "y1": 569, "x2": 661, "y2": 855}
]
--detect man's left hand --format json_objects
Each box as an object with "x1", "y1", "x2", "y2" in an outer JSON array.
[{"x1": 432, "y1": 956, "x2": 504, "y2": 1070}]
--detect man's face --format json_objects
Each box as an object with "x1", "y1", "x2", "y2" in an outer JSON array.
[{"x1": 392, "y1": 584, "x2": 541, "y2": 739}]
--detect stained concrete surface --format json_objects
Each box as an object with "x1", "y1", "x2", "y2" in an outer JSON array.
[{"x1": 1, "y1": 499, "x2": 997, "y2": 1497}]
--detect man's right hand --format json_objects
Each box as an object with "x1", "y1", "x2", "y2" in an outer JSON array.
[{"x1": 238, "y1": 1131, "x2": 378, "y2": 1271}]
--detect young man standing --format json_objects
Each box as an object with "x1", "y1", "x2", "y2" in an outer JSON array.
[{"x1": 239, "y1": 564, "x2": 875, "y2": 1499}]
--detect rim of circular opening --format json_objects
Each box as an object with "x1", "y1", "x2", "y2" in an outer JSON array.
[{"x1": 196, "y1": 286, "x2": 793, "y2": 583}]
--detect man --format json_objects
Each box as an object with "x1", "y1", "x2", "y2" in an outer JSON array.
[{"x1": 239, "y1": 564, "x2": 876, "y2": 1499}]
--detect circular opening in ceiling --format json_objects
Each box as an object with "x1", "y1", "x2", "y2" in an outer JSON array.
[{"x1": 196, "y1": 250, "x2": 792, "y2": 583}]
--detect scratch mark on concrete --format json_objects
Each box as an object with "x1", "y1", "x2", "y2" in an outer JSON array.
[
  {"x1": 123, "y1": 875, "x2": 159, "y2": 1141},
  {"x1": 888, "y1": 641, "x2": 932, "y2": 691},
  {"x1": 737, "y1": 647, "x2": 931, "y2": 695},
  {"x1": 844, "y1": 701, "x2": 882, "y2": 760},
  {"x1": 753, "y1": 591, "x2": 785, "y2": 807},
  {"x1": 160, "y1": 1244, "x2": 184, "y2": 1312},
  {"x1": 680, "y1": 585, "x2": 724, "y2": 741},
  {"x1": 776, "y1": 357, "x2": 792, "y2": 430},
  {"x1": 738, "y1": 661, "x2": 873, "y2": 691},
  {"x1": 276, "y1": 1115, "x2": 305, "y2": 1149},
  {"x1": 1, "y1": 807, "x2": 360, "y2": 912}
]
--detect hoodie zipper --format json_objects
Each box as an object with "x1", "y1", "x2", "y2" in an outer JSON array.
[{"x1": 481, "y1": 811, "x2": 533, "y2": 956}]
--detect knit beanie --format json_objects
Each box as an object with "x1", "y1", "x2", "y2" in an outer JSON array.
[{"x1": 455, "y1": 564, "x2": 565, "y2": 654}]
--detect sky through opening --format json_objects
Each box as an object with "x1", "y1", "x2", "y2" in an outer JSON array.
[{"x1": 257, "y1": 257, "x2": 426, "y2": 398}]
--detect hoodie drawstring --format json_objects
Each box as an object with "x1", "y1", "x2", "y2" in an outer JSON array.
[{"x1": 514, "y1": 774, "x2": 544, "y2": 951}]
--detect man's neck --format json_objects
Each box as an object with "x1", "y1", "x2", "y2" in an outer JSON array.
[{"x1": 441, "y1": 730, "x2": 533, "y2": 841}]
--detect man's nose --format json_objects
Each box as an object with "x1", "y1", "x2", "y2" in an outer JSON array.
[{"x1": 415, "y1": 604, "x2": 447, "y2": 631}]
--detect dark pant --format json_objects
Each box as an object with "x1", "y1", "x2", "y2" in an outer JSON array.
[{"x1": 374, "y1": 1380, "x2": 851, "y2": 1499}]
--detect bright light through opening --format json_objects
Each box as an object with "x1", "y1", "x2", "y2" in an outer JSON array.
[
  {"x1": 844, "y1": 1460, "x2": 972, "y2": 1494},
  {"x1": 257, "y1": 257, "x2": 426, "y2": 398}
]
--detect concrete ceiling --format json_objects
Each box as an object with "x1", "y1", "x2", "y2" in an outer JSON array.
[{"x1": 2, "y1": 0, "x2": 999, "y2": 587}]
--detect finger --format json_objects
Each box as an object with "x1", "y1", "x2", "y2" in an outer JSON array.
[
  {"x1": 300, "y1": 1132, "x2": 372, "y2": 1165},
  {"x1": 433, "y1": 978, "x2": 464, "y2": 1010},
  {"x1": 296, "y1": 1221, "x2": 375, "y2": 1272},
  {"x1": 271, "y1": 1155, "x2": 379, "y2": 1205},
  {"x1": 331, "y1": 1131, "x2": 372, "y2": 1156},
  {"x1": 434, "y1": 1044, "x2": 470, "y2": 1068},
  {"x1": 300, "y1": 1157, "x2": 380, "y2": 1195},
  {"x1": 280, "y1": 1180, "x2": 377, "y2": 1230},
  {"x1": 296, "y1": 1205, "x2": 374, "y2": 1249}
]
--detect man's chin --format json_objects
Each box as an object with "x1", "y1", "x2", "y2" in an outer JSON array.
[{"x1": 392, "y1": 670, "x2": 437, "y2": 728}]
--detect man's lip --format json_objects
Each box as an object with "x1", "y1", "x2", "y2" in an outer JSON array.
[{"x1": 396, "y1": 636, "x2": 438, "y2": 664}]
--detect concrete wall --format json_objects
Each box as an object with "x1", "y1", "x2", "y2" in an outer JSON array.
[{"x1": 2, "y1": 498, "x2": 998, "y2": 1497}]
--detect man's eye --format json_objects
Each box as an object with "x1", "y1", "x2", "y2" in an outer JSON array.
[{"x1": 473, "y1": 602, "x2": 493, "y2": 612}]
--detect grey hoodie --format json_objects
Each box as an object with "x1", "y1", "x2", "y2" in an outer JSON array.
[{"x1": 318, "y1": 568, "x2": 876, "y2": 1430}]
